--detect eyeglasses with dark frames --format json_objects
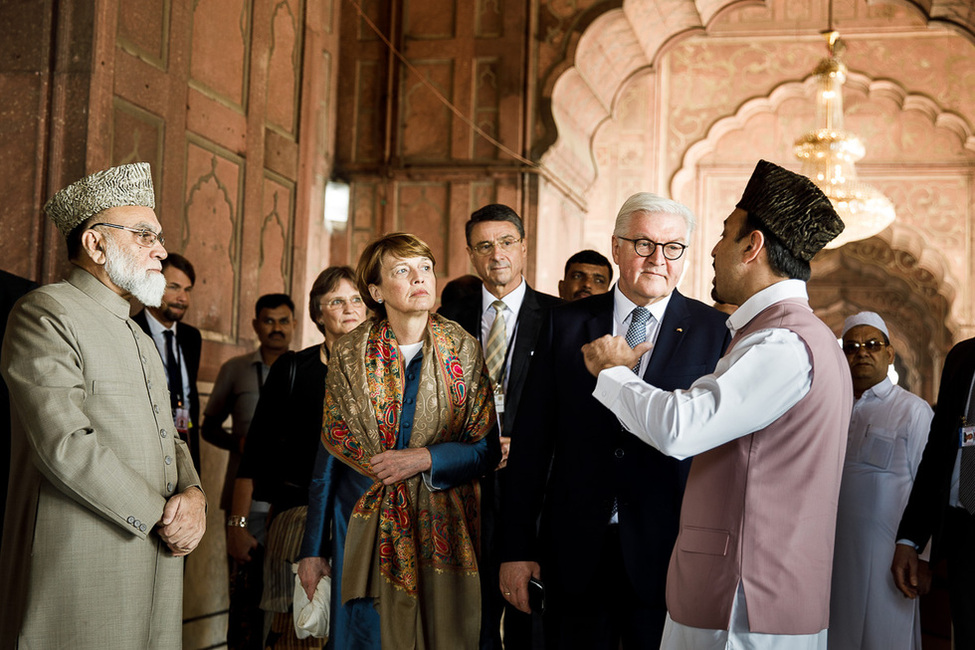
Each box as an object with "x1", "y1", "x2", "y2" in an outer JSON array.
[
  {"x1": 842, "y1": 339, "x2": 887, "y2": 355},
  {"x1": 617, "y1": 236, "x2": 687, "y2": 261},
  {"x1": 89, "y1": 222, "x2": 165, "y2": 248}
]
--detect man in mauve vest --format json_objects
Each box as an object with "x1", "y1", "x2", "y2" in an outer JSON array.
[{"x1": 582, "y1": 159, "x2": 852, "y2": 649}]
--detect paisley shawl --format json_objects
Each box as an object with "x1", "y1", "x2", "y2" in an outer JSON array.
[{"x1": 320, "y1": 314, "x2": 495, "y2": 649}]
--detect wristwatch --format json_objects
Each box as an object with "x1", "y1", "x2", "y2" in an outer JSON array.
[{"x1": 226, "y1": 515, "x2": 248, "y2": 528}]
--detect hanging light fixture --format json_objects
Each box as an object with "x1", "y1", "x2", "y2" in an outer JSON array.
[{"x1": 793, "y1": 30, "x2": 895, "y2": 249}]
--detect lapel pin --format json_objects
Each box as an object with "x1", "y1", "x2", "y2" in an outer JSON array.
[{"x1": 676, "y1": 327, "x2": 683, "y2": 333}]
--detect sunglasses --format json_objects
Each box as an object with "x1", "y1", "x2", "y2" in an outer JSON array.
[{"x1": 842, "y1": 339, "x2": 887, "y2": 355}]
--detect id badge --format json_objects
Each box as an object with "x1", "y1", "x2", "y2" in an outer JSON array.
[
  {"x1": 494, "y1": 392, "x2": 505, "y2": 415},
  {"x1": 175, "y1": 406, "x2": 191, "y2": 435},
  {"x1": 961, "y1": 425, "x2": 975, "y2": 448}
]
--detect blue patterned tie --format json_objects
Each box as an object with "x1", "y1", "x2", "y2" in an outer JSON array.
[{"x1": 626, "y1": 306, "x2": 651, "y2": 374}]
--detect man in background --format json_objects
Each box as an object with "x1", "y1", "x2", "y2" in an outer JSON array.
[
  {"x1": 439, "y1": 203, "x2": 561, "y2": 649},
  {"x1": 201, "y1": 293, "x2": 294, "y2": 650},
  {"x1": 558, "y1": 249, "x2": 612, "y2": 301},
  {"x1": 133, "y1": 252, "x2": 202, "y2": 471},
  {"x1": 831, "y1": 311, "x2": 932, "y2": 650},
  {"x1": 894, "y1": 337, "x2": 975, "y2": 646}
]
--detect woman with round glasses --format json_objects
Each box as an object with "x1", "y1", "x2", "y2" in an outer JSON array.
[
  {"x1": 235, "y1": 266, "x2": 367, "y2": 648},
  {"x1": 298, "y1": 233, "x2": 499, "y2": 649}
]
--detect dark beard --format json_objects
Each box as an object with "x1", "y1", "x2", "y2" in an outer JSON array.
[{"x1": 163, "y1": 305, "x2": 185, "y2": 322}]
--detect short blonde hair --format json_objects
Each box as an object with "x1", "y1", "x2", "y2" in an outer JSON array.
[{"x1": 355, "y1": 233, "x2": 437, "y2": 317}]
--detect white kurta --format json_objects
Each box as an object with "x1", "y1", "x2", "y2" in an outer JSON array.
[{"x1": 829, "y1": 378, "x2": 932, "y2": 650}]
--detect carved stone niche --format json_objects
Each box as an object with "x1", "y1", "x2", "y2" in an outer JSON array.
[{"x1": 809, "y1": 238, "x2": 953, "y2": 403}]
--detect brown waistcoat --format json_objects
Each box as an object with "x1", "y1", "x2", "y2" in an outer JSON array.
[{"x1": 665, "y1": 298, "x2": 852, "y2": 634}]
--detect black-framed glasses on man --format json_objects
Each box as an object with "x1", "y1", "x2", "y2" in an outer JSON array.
[
  {"x1": 617, "y1": 236, "x2": 687, "y2": 260},
  {"x1": 89, "y1": 222, "x2": 165, "y2": 248},
  {"x1": 325, "y1": 296, "x2": 364, "y2": 310},
  {"x1": 471, "y1": 237, "x2": 522, "y2": 256},
  {"x1": 842, "y1": 339, "x2": 887, "y2": 355}
]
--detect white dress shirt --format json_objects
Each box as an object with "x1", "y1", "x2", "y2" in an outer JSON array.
[
  {"x1": 612, "y1": 285, "x2": 672, "y2": 377},
  {"x1": 479, "y1": 278, "x2": 526, "y2": 394},
  {"x1": 143, "y1": 310, "x2": 192, "y2": 412}
]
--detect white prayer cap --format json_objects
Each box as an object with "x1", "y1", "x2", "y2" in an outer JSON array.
[
  {"x1": 841, "y1": 311, "x2": 889, "y2": 339},
  {"x1": 44, "y1": 163, "x2": 155, "y2": 238}
]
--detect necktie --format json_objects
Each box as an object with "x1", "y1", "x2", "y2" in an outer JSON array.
[
  {"x1": 484, "y1": 300, "x2": 507, "y2": 388},
  {"x1": 625, "y1": 306, "x2": 652, "y2": 374},
  {"x1": 163, "y1": 330, "x2": 183, "y2": 410},
  {"x1": 960, "y1": 378, "x2": 975, "y2": 514}
]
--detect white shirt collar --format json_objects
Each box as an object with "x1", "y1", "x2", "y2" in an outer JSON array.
[
  {"x1": 143, "y1": 309, "x2": 177, "y2": 336},
  {"x1": 612, "y1": 284, "x2": 673, "y2": 326},
  {"x1": 859, "y1": 376, "x2": 894, "y2": 401},
  {"x1": 727, "y1": 279, "x2": 808, "y2": 337},
  {"x1": 481, "y1": 276, "x2": 527, "y2": 316}
]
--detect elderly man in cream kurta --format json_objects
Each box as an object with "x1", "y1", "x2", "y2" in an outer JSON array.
[{"x1": 0, "y1": 163, "x2": 207, "y2": 649}]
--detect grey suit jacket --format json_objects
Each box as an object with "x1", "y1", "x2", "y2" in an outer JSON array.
[{"x1": 0, "y1": 267, "x2": 201, "y2": 650}]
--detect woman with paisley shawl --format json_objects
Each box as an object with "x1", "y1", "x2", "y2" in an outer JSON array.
[{"x1": 298, "y1": 233, "x2": 500, "y2": 649}]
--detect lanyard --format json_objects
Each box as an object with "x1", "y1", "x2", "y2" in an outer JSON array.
[{"x1": 481, "y1": 309, "x2": 519, "y2": 393}]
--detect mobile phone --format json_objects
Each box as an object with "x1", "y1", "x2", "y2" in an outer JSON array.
[{"x1": 528, "y1": 576, "x2": 546, "y2": 614}]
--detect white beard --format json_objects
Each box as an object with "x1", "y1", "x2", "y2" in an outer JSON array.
[{"x1": 103, "y1": 236, "x2": 167, "y2": 307}]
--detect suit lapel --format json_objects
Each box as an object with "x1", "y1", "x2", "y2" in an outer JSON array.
[
  {"x1": 584, "y1": 291, "x2": 615, "y2": 343},
  {"x1": 508, "y1": 288, "x2": 541, "y2": 394},
  {"x1": 644, "y1": 291, "x2": 689, "y2": 382}
]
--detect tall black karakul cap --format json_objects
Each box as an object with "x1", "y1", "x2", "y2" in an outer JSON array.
[{"x1": 735, "y1": 160, "x2": 845, "y2": 262}]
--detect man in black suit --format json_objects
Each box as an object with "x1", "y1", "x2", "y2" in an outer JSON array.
[
  {"x1": 498, "y1": 193, "x2": 730, "y2": 649},
  {"x1": 133, "y1": 253, "x2": 203, "y2": 472},
  {"x1": 893, "y1": 338, "x2": 975, "y2": 646},
  {"x1": 439, "y1": 203, "x2": 561, "y2": 650}
]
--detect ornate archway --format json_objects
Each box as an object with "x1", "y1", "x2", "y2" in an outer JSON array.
[{"x1": 811, "y1": 239, "x2": 953, "y2": 401}]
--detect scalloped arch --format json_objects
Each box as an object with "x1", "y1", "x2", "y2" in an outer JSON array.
[
  {"x1": 540, "y1": 0, "x2": 975, "y2": 192},
  {"x1": 671, "y1": 70, "x2": 973, "y2": 336}
]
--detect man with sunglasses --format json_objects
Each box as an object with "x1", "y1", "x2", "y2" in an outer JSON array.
[
  {"x1": 582, "y1": 161, "x2": 850, "y2": 649},
  {"x1": 498, "y1": 193, "x2": 729, "y2": 649},
  {"x1": 0, "y1": 163, "x2": 206, "y2": 649},
  {"x1": 438, "y1": 203, "x2": 561, "y2": 650},
  {"x1": 830, "y1": 312, "x2": 932, "y2": 650}
]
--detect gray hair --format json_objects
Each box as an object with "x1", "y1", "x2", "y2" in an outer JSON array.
[{"x1": 613, "y1": 193, "x2": 696, "y2": 239}]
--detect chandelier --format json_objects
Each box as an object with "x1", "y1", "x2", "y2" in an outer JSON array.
[{"x1": 794, "y1": 31, "x2": 895, "y2": 249}]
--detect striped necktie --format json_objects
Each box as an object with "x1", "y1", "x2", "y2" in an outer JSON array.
[{"x1": 485, "y1": 300, "x2": 507, "y2": 388}]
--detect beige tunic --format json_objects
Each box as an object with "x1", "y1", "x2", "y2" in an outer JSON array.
[{"x1": 0, "y1": 268, "x2": 202, "y2": 649}]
